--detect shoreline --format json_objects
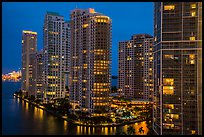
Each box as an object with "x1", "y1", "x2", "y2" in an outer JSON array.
[{"x1": 13, "y1": 93, "x2": 147, "y2": 127}]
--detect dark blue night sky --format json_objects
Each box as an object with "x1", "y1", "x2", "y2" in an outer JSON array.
[{"x1": 2, "y1": 2, "x2": 153, "y2": 76}]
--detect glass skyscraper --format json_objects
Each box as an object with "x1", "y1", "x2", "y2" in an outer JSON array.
[{"x1": 153, "y1": 2, "x2": 202, "y2": 135}]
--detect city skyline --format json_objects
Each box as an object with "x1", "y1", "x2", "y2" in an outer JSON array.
[
  {"x1": 2, "y1": 2, "x2": 202, "y2": 135},
  {"x1": 2, "y1": 2, "x2": 153, "y2": 75}
]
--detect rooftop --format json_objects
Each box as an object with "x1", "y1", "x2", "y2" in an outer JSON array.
[{"x1": 46, "y1": 11, "x2": 63, "y2": 17}]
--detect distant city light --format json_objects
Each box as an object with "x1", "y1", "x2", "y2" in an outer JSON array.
[{"x1": 2, "y1": 70, "x2": 21, "y2": 82}]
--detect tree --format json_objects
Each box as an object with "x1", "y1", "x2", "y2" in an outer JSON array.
[
  {"x1": 29, "y1": 95, "x2": 35, "y2": 101},
  {"x1": 123, "y1": 111, "x2": 131, "y2": 117},
  {"x1": 111, "y1": 86, "x2": 117, "y2": 93},
  {"x1": 127, "y1": 125, "x2": 135, "y2": 135}
]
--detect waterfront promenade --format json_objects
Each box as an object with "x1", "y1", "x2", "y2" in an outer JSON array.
[{"x1": 13, "y1": 93, "x2": 149, "y2": 127}]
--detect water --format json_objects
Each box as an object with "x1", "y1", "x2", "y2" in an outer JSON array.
[{"x1": 2, "y1": 81, "x2": 149, "y2": 135}]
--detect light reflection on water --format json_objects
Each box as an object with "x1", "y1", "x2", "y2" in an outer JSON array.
[
  {"x1": 74, "y1": 121, "x2": 148, "y2": 135},
  {"x1": 11, "y1": 97, "x2": 150, "y2": 135}
]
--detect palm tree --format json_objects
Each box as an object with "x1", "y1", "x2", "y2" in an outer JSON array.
[{"x1": 127, "y1": 125, "x2": 135, "y2": 135}]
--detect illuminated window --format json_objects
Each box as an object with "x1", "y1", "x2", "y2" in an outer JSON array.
[
  {"x1": 149, "y1": 57, "x2": 153, "y2": 60},
  {"x1": 189, "y1": 54, "x2": 195, "y2": 64},
  {"x1": 191, "y1": 4, "x2": 196, "y2": 9},
  {"x1": 189, "y1": 54, "x2": 195, "y2": 59},
  {"x1": 166, "y1": 114, "x2": 179, "y2": 119},
  {"x1": 50, "y1": 84, "x2": 58, "y2": 87},
  {"x1": 172, "y1": 114, "x2": 179, "y2": 119},
  {"x1": 163, "y1": 78, "x2": 174, "y2": 85},
  {"x1": 127, "y1": 43, "x2": 132, "y2": 48},
  {"x1": 163, "y1": 86, "x2": 174, "y2": 95},
  {"x1": 191, "y1": 130, "x2": 196, "y2": 135},
  {"x1": 154, "y1": 37, "x2": 157, "y2": 41},
  {"x1": 127, "y1": 56, "x2": 132, "y2": 61},
  {"x1": 164, "y1": 104, "x2": 174, "y2": 109},
  {"x1": 118, "y1": 88, "x2": 122, "y2": 91},
  {"x1": 164, "y1": 5, "x2": 175, "y2": 11},
  {"x1": 189, "y1": 36, "x2": 195, "y2": 40},
  {"x1": 83, "y1": 80, "x2": 87, "y2": 82},
  {"x1": 83, "y1": 88, "x2": 87, "y2": 91},
  {"x1": 164, "y1": 54, "x2": 174, "y2": 59},
  {"x1": 49, "y1": 31, "x2": 59, "y2": 35},
  {"x1": 83, "y1": 64, "x2": 87, "y2": 69},
  {"x1": 163, "y1": 123, "x2": 174, "y2": 129},
  {"x1": 191, "y1": 11, "x2": 196, "y2": 16},
  {"x1": 125, "y1": 85, "x2": 130, "y2": 88},
  {"x1": 83, "y1": 24, "x2": 88, "y2": 28}
]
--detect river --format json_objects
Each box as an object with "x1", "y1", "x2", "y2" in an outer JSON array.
[{"x1": 2, "y1": 81, "x2": 149, "y2": 135}]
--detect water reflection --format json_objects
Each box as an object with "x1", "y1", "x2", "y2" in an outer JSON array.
[
  {"x1": 64, "y1": 121, "x2": 68, "y2": 132},
  {"x1": 13, "y1": 97, "x2": 149, "y2": 135},
  {"x1": 34, "y1": 107, "x2": 44, "y2": 121},
  {"x1": 74, "y1": 122, "x2": 148, "y2": 135},
  {"x1": 17, "y1": 97, "x2": 20, "y2": 103}
]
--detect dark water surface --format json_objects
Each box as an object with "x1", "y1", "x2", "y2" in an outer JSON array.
[{"x1": 2, "y1": 81, "x2": 148, "y2": 135}]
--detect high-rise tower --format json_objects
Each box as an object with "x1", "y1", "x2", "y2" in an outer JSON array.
[
  {"x1": 36, "y1": 50, "x2": 44, "y2": 99},
  {"x1": 43, "y1": 12, "x2": 70, "y2": 102},
  {"x1": 21, "y1": 30, "x2": 37, "y2": 96},
  {"x1": 69, "y1": 8, "x2": 112, "y2": 116},
  {"x1": 118, "y1": 34, "x2": 153, "y2": 101},
  {"x1": 153, "y1": 2, "x2": 202, "y2": 135}
]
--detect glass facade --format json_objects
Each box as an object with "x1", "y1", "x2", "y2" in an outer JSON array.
[{"x1": 153, "y1": 2, "x2": 202, "y2": 135}]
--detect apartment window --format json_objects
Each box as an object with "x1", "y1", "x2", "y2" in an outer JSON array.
[
  {"x1": 189, "y1": 36, "x2": 195, "y2": 40},
  {"x1": 191, "y1": 130, "x2": 196, "y2": 135},
  {"x1": 127, "y1": 56, "x2": 132, "y2": 61},
  {"x1": 164, "y1": 5, "x2": 175, "y2": 11},
  {"x1": 163, "y1": 86, "x2": 174, "y2": 95},
  {"x1": 164, "y1": 54, "x2": 174, "y2": 59},
  {"x1": 191, "y1": 4, "x2": 196, "y2": 9},
  {"x1": 189, "y1": 54, "x2": 195, "y2": 64},
  {"x1": 163, "y1": 78, "x2": 174, "y2": 86},
  {"x1": 191, "y1": 11, "x2": 196, "y2": 16},
  {"x1": 164, "y1": 104, "x2": 174, "y2": 109}
]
